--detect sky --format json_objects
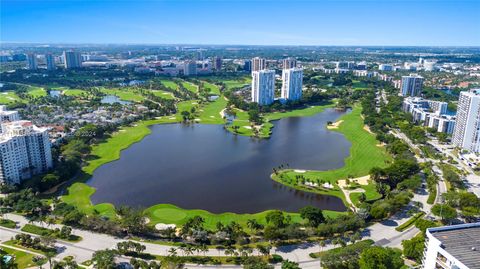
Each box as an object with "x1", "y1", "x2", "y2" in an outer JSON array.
[{"x1": 1, "y1": 0, "x2": 479, "y2": 46}]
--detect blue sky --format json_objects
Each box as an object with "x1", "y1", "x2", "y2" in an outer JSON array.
[{"x1": 1, "y1": 0, "x2": 479, "y2": 46}]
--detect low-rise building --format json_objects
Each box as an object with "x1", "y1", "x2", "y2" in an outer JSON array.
[
  {"x1": 403, "y1": 97, "x2": 455, "y2": 133},
  {"x1": 422, "y1": 222, "x2": 480, "y2": 269}
]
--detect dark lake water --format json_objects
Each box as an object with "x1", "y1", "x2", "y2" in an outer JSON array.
[{"x1": 88, "y1": 108, "x2": 351, "y2": 214}]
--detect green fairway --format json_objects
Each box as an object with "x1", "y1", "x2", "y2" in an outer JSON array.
[
  {"x1": 100, "y1": 88, "x2": 144, "y2": 102},
  {"x1": 265, "y1": 101, "x2": 336, "y2": 121},
  {"x1": 222, "y1": 79, "x2": 250, "y2": 90},
  {"x1": 160, "y1": 80, "x2": 178, "y2": 91},
  {"x1": 272, "y1": 105, "x2": 391, "y2": 205},
  {"x1": 151, "y1": 90, "x2": 175, "y2": 100},
  {"x1": 60, "y1": 88, "x2": 87, "y2": 96},
  {"x1": 0, "y1": 246, "x2": 39, "y2": 269},
  {"x1": 350, "y1": 181, "x2": 382, "y2": 206},
  {"x1": 0, "y1": 91, "x2": 22, "y2": 104},
  {"x1": 180, "y1": 81, "x2": 198, "y2": 93},
  {"x1": 197, "y1": 96, "x2": 228, "y2": 124},
  {"x1": 27, "y1": 86, "x2": 47, "y2": 97},
  {"x1": 202, "y1": 81, "x2": 221, "y2": 95}
]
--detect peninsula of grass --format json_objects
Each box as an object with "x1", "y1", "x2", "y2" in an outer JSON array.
[
  {"x1": 0, "y1": 245, "x2": 41, "y2": 268},
  {"x1": 59, "y1": 88, "x2": 87, "y2": 97},
  {"x1": 272, "y1": 105, "x2": 391, "y2": 205},
  {"x1": 197, "y1": 96, "x2": 228, "y2": 124}
]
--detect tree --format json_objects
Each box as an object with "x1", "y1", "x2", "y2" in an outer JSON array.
[
  {"x1": 281, "y1": 260, "x2": 301, "y2": 269},
  {"x1": 299, "y1": 206, "x2": 325, "y2": 227},
  {"x1": 92, "y1": 249, "x2": 117, "y2": 269},
  {"x1": 432, "y1": 204, "x2": 457, "y2": 223},
  {"x1": 265, "y1": 210, "x2": 288, "y2": 228},
  {"x1": 402, "y1": 235, "x2": 425, "y2": 262},
  {"x1": 32, "y1": 256, "x2": 47, "y2": 269},
  {"x1": 243, "y1": 257, "x2": 274, "y2": 269},
  {"x1": 44, "y1": 251, "x2": 56, "y2": 269},
  {"x1": 358, "y1": 246, "x2": 403, "y2": 269}
]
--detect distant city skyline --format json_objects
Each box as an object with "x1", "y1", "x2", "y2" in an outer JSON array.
[{"x1": 1, "y1": 0, "x2": 479, "y2": 46}]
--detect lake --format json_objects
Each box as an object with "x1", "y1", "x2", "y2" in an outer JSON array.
[
  {"x1": 101, "y1": 95, "x2": 131, "y2": 105},
  {"x1": 88, "y1": 108, "x2": 351, "y2": 214}
]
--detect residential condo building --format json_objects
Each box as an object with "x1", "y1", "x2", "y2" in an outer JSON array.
[
  {"x1": 282, "y1": 57, "x2": 297, "y2": 69},
  {"x1": 251, "y1": 70, "x2": 275, "y2": 106},
  {"x1": 213, "y1": 56, "x2": 222, "y2": 71},
  {"x1": 379, "y1": 64, "x2": 393, "y2": 71},
  {"x1": 183, "y1": 60, "x2": 197, "y2": 76},
  {"x1": 402, "y1": 97, "x2": 455, "y2": 133},
  {"x1": 0, "y1": 105, "x2": 20, "y2": 123},
  {"x1": 452, "y1": 89, "x2": 480, "y2": 153},
  {"x1": 63, "y1": 51, "x2": 83, "y2": 69},
  {"x1": 281, "y1": 68, "x2": 303, "y2": 101},
  {"x1": 26, "y1": 53, "x2": 38, "y2": 70},
  {"x1": 0, "y1": 120, "x2": 53, "y2": 184},
  {"x1": 45, "y1": 53, "x2": 56, "y2": 70},
  {"x1": 401, "y1": 74, "x2": 424, "y2": 96},
  {"x1": 252, "y1": 57, "x2": 266, "y2": 72},
  {"x1": 422, "y1": 223, "x2": 480, "y2": 269}
]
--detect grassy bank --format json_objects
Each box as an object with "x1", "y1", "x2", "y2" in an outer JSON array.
[{"x1": 272, "y1": 105, "x2": 391, "y2": 205}]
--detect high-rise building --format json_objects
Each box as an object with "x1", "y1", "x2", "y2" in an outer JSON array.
[
  {"x1": 213, "y1": 57, "x2": 222, "y2": 71},
  {"x1": 63, "y1": 51, "x2": 83, "y2": 69},
  {"x1": 45, "y1": 53, "x2": 56, "y2": 70},
  {"x1": 244, "y1": 60, "x2": 252, "y2": 72},
  {"x1": 252, "y1": 57, "x2": 266, "y2": 72},
  {"x1": 183, "y1": 60, "x2": 197, "y2": 76},
  {"x1": 422, "y1": 223, "x2": 480, "y2": 269},
  {"x1": 282, "y1": 57, "x2": 297, "y2": 69},
  {"x1": 281, "y1": 68, "x2": 303, "y2": 101},
  {"x1": 401, "y1": 74, "x2": 424, "y2": 96},
  {"x1": 452, "y1": 89, "x2": 480, "y2": 153},
  {"x1": 252, "y1": 70, "x2": 275, "y2": 106},
  {"x1": 26, "y1": 53, "x2": 38, "y2": 70},
  {"x1": 0, "y1": 105, "x2": 20, "y2": 124},
  {"x1": 0, "y1": 120, "x2": 53, "y2": 184}
]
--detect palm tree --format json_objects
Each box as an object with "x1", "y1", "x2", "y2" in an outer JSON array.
[
  {"x1": 318, "y1": 240, "x2": 326, "y2": 253},
  {"x1": 32, "y1": 256, "x2": 46, "y2": 269},
  {"x1": 167, "y1": 248, "x2": 177, "y2": 257},
  {"x1": 44, "y1": 251, "x2": 56, "y2": 269}
]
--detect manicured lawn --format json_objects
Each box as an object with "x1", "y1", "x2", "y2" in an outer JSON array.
[
  {"x1": 160, "y1": 80, "x2": 178, "y2": 91},
  {"x1": 145, "y1": 204, "x2": 344, "y2": 230},
  {"x1": 60, "y1": 88, "x2": 87, "y2": 96},
  {"x1": 202, "y1": 81, "x2": 221, "y2": 95},
  {"x1": 151, "y1": 90, "x2": 175, "y2": 100},
  {"x1": 0, "y1": 91, "x2": 23, "y2": 104},
  {"x1": 21, "y1": 224, "x2": 82, "y2": 242},
  {"x1": 180, "y1": 81, "x2": 198, "y2": 93},
  {"x1": 197, "y1": 96, "x2": 227, "y2": 124},
  {"x1": 0, "y1": 218, "x2": 16, "y2": 228},
  {"x1": 222, "y1": 79, "x2": 250, "y2": 90},
  {"x1": 273, "y1": 105, "x2": 391, "y2": 204},
  {"x1": 0, "y1": 245, "x2": 40, "y2": 268},
  {"x1": 27, "y1": 86, "x2": 47, "y2": 97},
  {"x1": 100, "y1": 88, "x2": 144, "y2": 102},
  {"x1": 351, "y1": 80, "x2": 369, "y2": 90},
  {"x1": 350, "y1": 182, "x2": 382, "y2": 206}
]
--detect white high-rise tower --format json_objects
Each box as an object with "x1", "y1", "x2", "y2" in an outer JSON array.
[
  {"x1": 252, "y1": 70, "x2": 275, "y2": 106},
  {"x1": 281, "y1": 68, "x2": 303, "y2": 101},
  {"x1": 452, "y1": 89, "x2": 480, "y2": 153}
]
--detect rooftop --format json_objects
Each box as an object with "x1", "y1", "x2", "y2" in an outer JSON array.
[{"x1": 428, "y1": 223, "x2": 480, "y2": 269}]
